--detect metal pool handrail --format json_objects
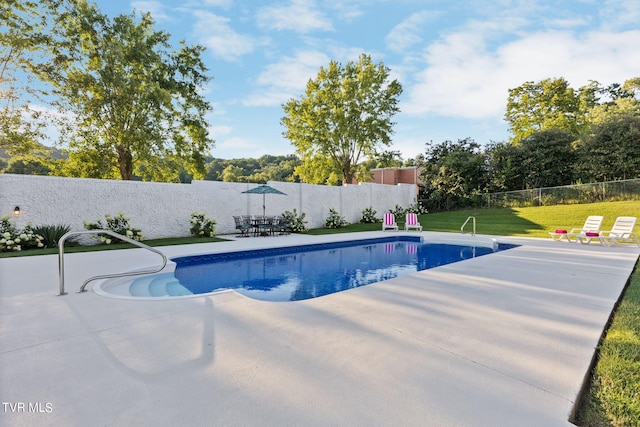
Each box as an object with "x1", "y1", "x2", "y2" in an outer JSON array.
[
  {"x1": 461, "y1": 216, "x2": 476, "y2": 236},
  {"x1": 57, "y1": 230, "x2": 168, "y2": 296}
]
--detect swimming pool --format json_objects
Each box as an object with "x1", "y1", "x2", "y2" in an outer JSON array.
[{"x1": 96, "y1": 236, "x2": 517, "y2": 301}]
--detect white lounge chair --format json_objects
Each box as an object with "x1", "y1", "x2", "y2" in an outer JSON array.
[
  {"x1": 549, "y1": 215, "x2": 603, "y2": 242},
  {"x1": 382, "y1": 213, "x2": 398, "y2": 231},
  {"x1": 598, "y1": 216, "x2": 639, "y2": 247},
  {"x1": 405, "y1": 212, "x2": 422, "y2": 231}
]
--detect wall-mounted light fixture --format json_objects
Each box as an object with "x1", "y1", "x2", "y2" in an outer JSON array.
[{"x1": 13, "y1": 206, "x2": 20, "y2": 216}]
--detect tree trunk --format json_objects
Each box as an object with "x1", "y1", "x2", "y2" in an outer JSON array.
[
  {"x1": 117, "y1": 146, "x2": 133, "y2": 180},
  {"x1": 342, "y1": 164, "x2": 352, "y2": 185}
]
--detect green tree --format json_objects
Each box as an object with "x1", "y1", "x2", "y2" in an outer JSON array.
[
  {"x1": 293, "y1": 155, "x2": 341, "y2": 185},
  {"x1": 589, "y1": 78, "x2": 640, "y2": 124},
  {"x1": 204, "y1": 158, "x2": 227, "y2": 181},
  {"x1": 485, "y1": 141, "x2": 524, "y2": 191},
  {"x1": 518, "y1": 129, "x2": 576, "y2": 188},
  {"x1": 203, "y1": 155, "x2": 301, "y2": 182},
  {"x1": 282, "y1": 53, "x2": 402, "y2": 184},
  {"x1": 576, "y1": 115, "x2": 640, "y2": 181},
  {"x1": 4, "y1": 156, "x2": 52, "y2": 175},
  {"x1": 505, "y1": 77, "x2": 591, "y2": 144},
  {"x1": 53, "y1": 144, "x2": 118, "y2": 179},
  {"x1": 420, "y1": 138, "x2": 489, "y2": 212},
  {"x1": 221, "y1": 164, "x2": 244, "y2": 182},
  {"x1": 33, "y1": 1, "x2": 213, "y2": 181},
  {"x1": 0, "y1": 0, "x2": 49, "y2": 156}
]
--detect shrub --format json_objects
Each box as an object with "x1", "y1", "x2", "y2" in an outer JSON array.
[
  {"x1": 32, "y1": 224, "x2": 74, "y2": 248},
  {"x1": 360, "y1": 206, "x2": 381, "y2": 223},
  {"x1": 281, "y1": 208, "x2": 307, "y2": 233},
  {"x1": 389, "y1": 202, "x2": 428, "y2": 220},
  {"x1": 324, "y1": 208, "x2": 349, "y2": 228},
  {"x1": 389, "y1": 204, "x2": 406, "y2": 219},
  {"x1": 83, "y1": 212, "x2": 143, "y2": 244},
  {"x1": 190, "y1": 212, "x2": 217, "y2": 237},
  {"x1": 406, "y1": 201, "x2": 429, "y2": 215},
  {"x1": 0, "y1": 216, "x2": 44, "y2": 252}
]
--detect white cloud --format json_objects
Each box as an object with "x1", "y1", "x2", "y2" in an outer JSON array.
[
  {"x1": 215, "y1": 136, "x2": 291, "y2": 158},
  {"x1": 547, "y1": 17, "x2": 590, "y2": 29},
  {"x1": 389, "y1": 133, "x2": 426, "y2": 160},
  {"x1": 215, "y1": 136, "x2": 262, "y2": 153},
  {"x1": 244, "y1": 50, "x2": 331, "y2": 107},
  {"x1": 601, "y1": 0, "x2": 640, "y2": 29},
  {"x1": 198, "y1": 0, "x2": 233, "y2": 7},
  {"x1": 130, "y1": 1, "x2": 171, "y2": 22},
  {"x1": 403, "y1": 28, "x2": 640, "y2": 121},
  {"x1": 320, "y1": 0, "x2": 365, "y2": 21},
  {"x1": 256, "y1": 0, "x2": 333, "y2": 33},
  {"x1": 192, "y1": 11, "x2": 258, "y2": 61},
  {"x1": 209, "y1": 124, "x2": 232, "y2": 139},
  {"x1": 180, "y1": 0, "x2": 232, "y2": 7},
  {"x1": 385, "y1": 11, "x2": 439, "y2": 53}
]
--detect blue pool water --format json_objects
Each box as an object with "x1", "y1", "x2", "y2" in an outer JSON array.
[{"x1": 107, "y1": 236, "x2": 516, "y2": 301}]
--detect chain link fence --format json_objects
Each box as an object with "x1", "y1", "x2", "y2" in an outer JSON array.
[{"x1": 486, "y1": 178, "x2": 640, "y2": 208}]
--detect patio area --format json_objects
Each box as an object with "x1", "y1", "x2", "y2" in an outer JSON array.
[{"x1": 1, "y1": 231, "x2": 639, "y2": 426}]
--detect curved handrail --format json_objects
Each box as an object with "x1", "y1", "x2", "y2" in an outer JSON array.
[
  {"x1": 57, "y1": 230, "x2": 168, "y2": 295},
  {"x1": 461, "y1": 216, "x2": 476, "y2": 236}
]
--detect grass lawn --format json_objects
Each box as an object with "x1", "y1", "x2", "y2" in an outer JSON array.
[
  {"x1": 308, "y1": 200, "x2": 640, "y2": 239},
  {"x1": 0, "y1": 235, "x2": 230, "y2": 258},
  {"x1": 1, "y1": 200, "x2": 639, "y2": 425},
  {"x1": 575, "y1": 265, "x2": 640, "y2": 426}
]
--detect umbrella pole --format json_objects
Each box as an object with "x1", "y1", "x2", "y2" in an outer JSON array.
[{"x1": 263, "y1": 194, "x2": 266, "y2": 217}]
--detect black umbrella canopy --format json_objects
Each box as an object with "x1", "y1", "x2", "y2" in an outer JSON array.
[{"x1": 242, "y1": 185, "x2": 287, "y2": 216}]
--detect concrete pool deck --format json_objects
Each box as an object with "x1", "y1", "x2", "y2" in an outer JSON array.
[{"x1": 1, "y1": 231, "x2": 638, "y2": 426}]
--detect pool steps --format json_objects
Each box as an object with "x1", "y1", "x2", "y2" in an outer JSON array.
[{"x1": 129, "y1": 273, "x2": 192, "y2": 297}]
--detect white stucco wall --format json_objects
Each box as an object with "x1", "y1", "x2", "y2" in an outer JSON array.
[{"x1": 1, "y1": 174, "x2": 417, "y2": 239}]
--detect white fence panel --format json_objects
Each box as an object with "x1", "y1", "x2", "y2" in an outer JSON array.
[{"x1": 1, "y1": 174, "x2": 416, "y2": 239}]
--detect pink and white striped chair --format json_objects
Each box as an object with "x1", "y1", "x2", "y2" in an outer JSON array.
[
  {"x1": 405, "y1": 212, "x2": 422, "y2": 231},
  {"x1": 382, "y1": 213, "x2": 398, "y2": 231}
]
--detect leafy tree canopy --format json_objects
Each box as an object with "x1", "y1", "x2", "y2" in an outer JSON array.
[
  {"x1": 293, "y1": 155, "x2": 341, "y2": 186},
  {"x1": 282, "y1": 53, "x2": 402, "y2": 185},
  {"x1": 8, "y1": 0, "x2": 214, "y2": 181},
  {"x1": 3, "y1": 156, "x2": 52, "y2": 175},
  {"x1": 505, "y1": 77, "x2": 640, "y2": 145},
  {"x1": 518, "y1": 128, "x2": 576, "y2": 189},
  {"x1": 420, "y1": 138, "x2": 489, "y2": 211},
  {"x1": 589, "y1": 78, "x2": 640, "y2": 124},
  {"x1": 575, "y1": 114, "x2": 640, "y2": 182},
  {"x1": 485, "y1": 141, "x2": 523, "y2": 192},
  {"x1": 0, "y1": 0, "x2": 50, "y2": 157},
  {"x1": 505, "y1": 77, "x2": 590, "y2": 144},
  {"x1": 205, "y1": 155, "x2": 301, "y2": 183}
]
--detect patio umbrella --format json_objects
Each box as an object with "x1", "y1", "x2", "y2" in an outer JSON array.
[{"x1": 242, "y1": 184, "x2": 287, "y2": 217}]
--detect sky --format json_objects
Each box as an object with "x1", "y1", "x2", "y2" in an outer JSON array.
[{"x1": 77, "y1": 0, "x2": 640, "y2": 159}]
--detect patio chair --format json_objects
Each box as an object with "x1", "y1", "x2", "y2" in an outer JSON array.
[
  {"x1": 597, "y1": 216, "x2": 639, "y2": 247},
  {"x1": 233, "y1": 216, "x2": 251, "y2": 237},
  {"x1": 258, "y1": 216, "x2": 275, "y2": 236},
  {"x1": 382, "y1": 213, "x2": 398, "y2": 231},
  {"x1": 405, "y1": 212, "x2": 423, "y2": 231},
  {"x1": 549, "y1": 215, "x2": 603, "y2": 242},
  {"x1": 271, "y1": 216, "x2": 290, "y2": 235}
]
